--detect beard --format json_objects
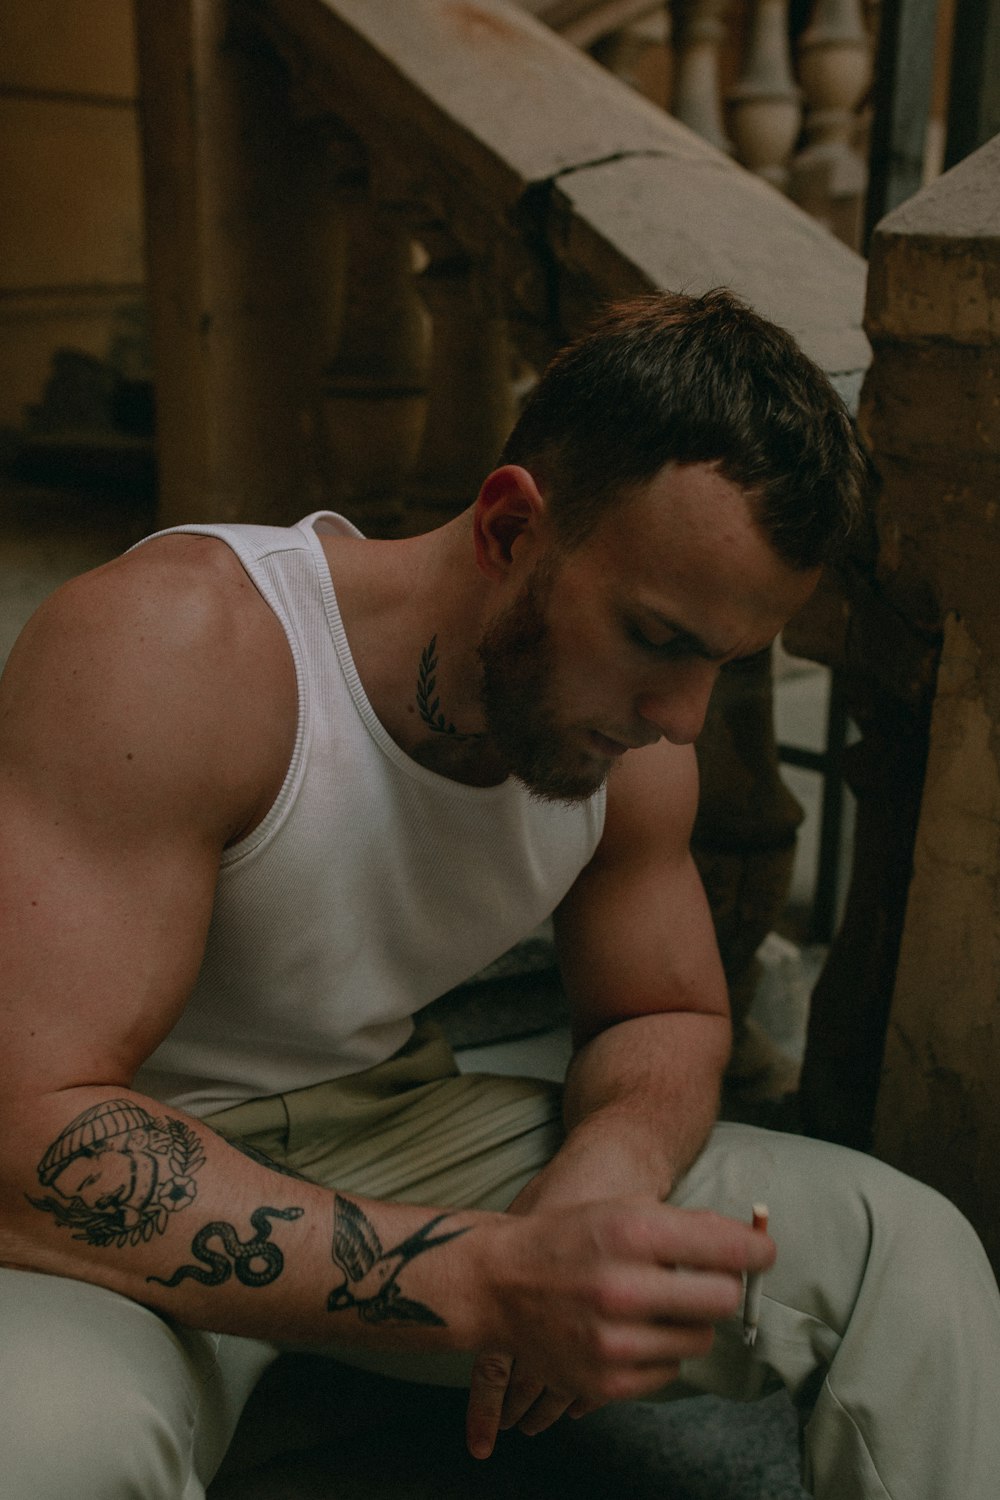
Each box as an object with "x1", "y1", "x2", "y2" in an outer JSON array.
[{"x1": 476, "y1": 560, "x2": 612, "y2": 805}]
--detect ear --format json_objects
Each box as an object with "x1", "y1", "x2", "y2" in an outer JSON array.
[{"x1": 472, "y1": 466, "x2": 547, "y2": 579}]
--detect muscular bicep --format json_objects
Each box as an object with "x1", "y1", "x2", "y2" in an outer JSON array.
[
  {"x1": 554, "y1": 740, "x2": 729, "y2": 1048},
  {"x1": 0, "y1": 540, "x2": 292, "y2": 1095},
  {"x1": 0, "y1": 775, "x2": 219, "y2": 1090}
]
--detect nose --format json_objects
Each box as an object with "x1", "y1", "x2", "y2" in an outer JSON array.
[{"x1": 634, "y1": 661, "x2": 719, "y2": 746}]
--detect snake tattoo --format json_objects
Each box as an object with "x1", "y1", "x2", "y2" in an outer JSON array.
[{"x1": 147, "y1": 1205, "x2": 304, "y2": 1289}]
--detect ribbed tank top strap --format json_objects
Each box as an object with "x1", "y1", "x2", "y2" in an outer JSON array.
[{"x1": 127, "y1": 512, "x2": 360, "y2": 860}]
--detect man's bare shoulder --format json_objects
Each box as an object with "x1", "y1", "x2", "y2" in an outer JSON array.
[
  {"x1": 0, "y1": 533, "x2": 296, "y2": 846},
  {"x1": 5, "y1": 531, "x2": 273, "y2": 661}
]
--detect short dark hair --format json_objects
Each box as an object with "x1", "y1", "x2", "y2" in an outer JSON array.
[{"x1": 497, "y1": 289, "x2": 870, "y2": 568}]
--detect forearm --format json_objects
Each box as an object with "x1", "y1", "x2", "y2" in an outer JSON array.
[
  {"x1": 465, "y1": 1008, "x2": 747, "y2": 1456},
  {"x1": 0, "y1": 1084, "x2": 500, "y2": 1352},
  {"x1": 520, "y1": 1010, "x2": 731, "y2": 1209}
]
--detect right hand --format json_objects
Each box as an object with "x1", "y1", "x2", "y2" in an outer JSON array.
[{"x1": 469, "y1": 1197, "x2": 773, "y2": 1454}]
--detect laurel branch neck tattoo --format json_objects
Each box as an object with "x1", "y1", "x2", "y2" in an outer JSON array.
[
  {"x1": 328, "y1": 1194, "x2": 468, "y2": 1326},
  {"x1": 416, "y1": 636, "x2": 483, "y2": 743}
]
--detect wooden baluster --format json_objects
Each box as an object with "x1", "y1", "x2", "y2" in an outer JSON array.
[
  {"x1": 319, "y1": 198, "x2": 430, "y2": 538},
  {"x1": 728, "y1": 0, "x2": 802, "y2": 190},
  {"x1": 671, "y1": 0, "x2": 734, "y2": 154},
  {"x1": 789, "y1": 0, "x2": 873, "y2": 246},
  {"x1": 403, "y1": 241, "x2": 516, "y2": 535},
  {"x1": 590, "y1": 8, "x2": 673, "y2": 110}
]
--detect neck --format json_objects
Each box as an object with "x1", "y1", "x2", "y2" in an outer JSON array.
[{"x1": 320, "y1": 516, "x2": 508, "y2": 785}]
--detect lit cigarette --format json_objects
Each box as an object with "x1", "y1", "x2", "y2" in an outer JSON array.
[{"x1": 742, "y1": 1203, "x2": 769, "y2": 1347}]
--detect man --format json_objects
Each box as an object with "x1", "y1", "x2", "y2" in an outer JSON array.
[{"x1": 1, "y1": 291, "x2": 997, "y2": 1498}]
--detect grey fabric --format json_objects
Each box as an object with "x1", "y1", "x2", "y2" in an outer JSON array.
[{"x1": 3, "y1": 1033, "x2": 999, "y2": 1498}]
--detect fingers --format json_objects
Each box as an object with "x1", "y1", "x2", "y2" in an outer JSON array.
[
  {"x1": 606, "y1": 1264, "x2": 745, "y2": 1326},
  {"x1": 514, "y1": 1359, "x2": 689, "y2": 1438},
  {"x1": 643, "y1": 1206, "x2": 776, "y2": 1276},
  {"x1": 500, "y1": 1369, "x2": 547, "y2": 1431},
  {"x1": 593, "y1": 1313, "x2": 718, "y2": 1369},
  {"x1": 468, "y1": 1355, "x2": 579, "y2": 1452},
  {"x1": 514, "y1": 1386, "x2": 576, "y2": 1437},
  {"x1": 466, "y1": 1203, "x2": 775, "y2": 1461},
  {"x1": 567, "y1": 1395, "x2": 598, "y2": 1420},
  {"x1": 467, "y1": 1332, "x2": 696, "y2": 1459},
  {"x1": 500, "y1": 1372, "x2": 600, "y2": 1439},
  {"x1": 466, "y1": 1350, "x2": 513, "y2": 1460}
]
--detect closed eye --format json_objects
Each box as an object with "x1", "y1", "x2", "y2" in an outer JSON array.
[{"x1": 627, "y1": 624, "x2": 698, "y2": 659}]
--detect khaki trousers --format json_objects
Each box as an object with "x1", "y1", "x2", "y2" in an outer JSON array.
[{"x1": 3, "y1": 1022, "x2": 999, "y2": 1499}]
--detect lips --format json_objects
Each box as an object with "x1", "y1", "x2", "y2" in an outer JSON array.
[
  {"x1": 589, "y1": 729, "x2": 661, "y2": 756},
  {"x1": 589, "y1": 730, "x2": 631, "y2": 756}
]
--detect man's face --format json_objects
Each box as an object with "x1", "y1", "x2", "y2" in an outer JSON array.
[
  {"x1": 54, "y1": 1145, "x2": 137, "y2": 1212},
  {"x1": 477, "y1": 462, "x2": 819, "y2": 804}
]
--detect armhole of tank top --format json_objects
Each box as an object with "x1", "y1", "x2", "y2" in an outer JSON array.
[
  {"x1": 216, "y1": 541, "x2": 308, "y2": 866},
  {"x1": 130, "y1": 526, "x2": 310, "y2": 867}
]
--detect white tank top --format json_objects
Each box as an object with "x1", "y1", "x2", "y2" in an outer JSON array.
[{"x1": 133, "y1": 512, "x2": 606, "y2": 1117}]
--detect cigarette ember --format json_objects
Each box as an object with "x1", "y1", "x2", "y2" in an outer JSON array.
[{"x1": 742, "y1": 1203, "x2": 769, "y2": 1347}]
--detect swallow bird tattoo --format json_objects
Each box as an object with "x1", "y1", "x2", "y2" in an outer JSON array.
[{"x1": 327, "y1": 1193, "x2": 469, "y2": 1326}]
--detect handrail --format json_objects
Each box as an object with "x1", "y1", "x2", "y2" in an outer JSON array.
[
  {"x1": 134, "y1": 0, "x2": 870, "y2": 528},
  {"x1": 246, "y1": 0, "x2": 868, "y2": 389}
]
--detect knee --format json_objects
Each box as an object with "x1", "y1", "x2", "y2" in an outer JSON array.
[
  {"x1": 0, "y1": 1271, "x2": 201, "y2": 1500},
  {"x1": 839, "y1": 1150, "x2": 998, "y2": 1324},
  {"x1": 856, "y1": 1151, "x2": 968, "y2": 1240},
  {"x1": 3, "y1": 1376, "x2": 189, "y2": 1500}
]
